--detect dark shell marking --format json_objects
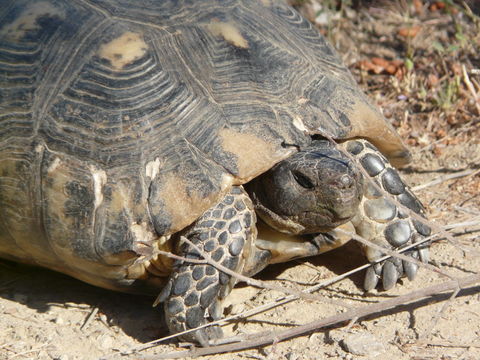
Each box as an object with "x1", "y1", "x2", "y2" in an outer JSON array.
[
  {"x1": 160, "y1": 186, "x2": 255, "y2": 345},
  {"x1": 347, "y1": 139, "x2": 430, "y2": 291}
]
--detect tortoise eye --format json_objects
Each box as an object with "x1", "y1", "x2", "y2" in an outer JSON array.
[{"x1": 292, "y1": 171, "x2": 314, "y2": 189}]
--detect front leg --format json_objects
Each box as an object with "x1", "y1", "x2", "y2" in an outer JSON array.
[
  {"x1": 343, "y1": 139, "x2": 430, "y2": 290},
  {"x1": 155, "y1": 186, "x2": 256, "y2": 345}
]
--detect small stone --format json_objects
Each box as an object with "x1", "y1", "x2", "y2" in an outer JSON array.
[
  {"x1": 54, "y1": 316, "x2": 64, "y2": 325},
  {"x1": 307, "y1": 332, "x2": 325, "y2": 344},
  {"x1": 342, "y1": 333, "x2": 385, "y2": 356},
  {"x1": 53, "y1": 355, "x2": 69, "y2": 360},
  {"x1": 38, "y1": 350, "x2": 50, "y2": 360},
  {"x1": 327, "y1": 329, "x2": 345, "y2": 343},
  {"x1": 98, "y1": 334, "x2": 113, "y2": 350},
  {"x1": 285, "y1": 352, "x2": 300, "y2": 360}
]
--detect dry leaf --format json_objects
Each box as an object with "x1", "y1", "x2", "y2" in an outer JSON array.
[
  {"x1": 398, "y1": 26, "x2": 421, "y2": 38},
  {"x1": 429, "y1": 1, "x2": 446, "y2": 11},
  {"x1": 413, "y1": 0, "x2": 424, "y2": 15}
]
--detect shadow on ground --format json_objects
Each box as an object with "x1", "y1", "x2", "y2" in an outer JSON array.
[{"x1": 0, "y1": 240, "x2": 384, "y2": 344}]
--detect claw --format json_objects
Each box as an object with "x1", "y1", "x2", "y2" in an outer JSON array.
[
  {"x1": 418, "y1": 247, "x2": 429, "y2": 263},
  {"x1": 192, "y1": 329, "x2": 210, "y2": 347},
  {"x1": 403, "y1": 259, "x2": 418, "y2": 281},
  {"x1": 364, "y1": 266, "x2": 379, "y2": 291},
  {"x1": 382, "y1": 261, "x2": 399, "y2": 290},
  {"x1": 208, "y1": 301, "x2": 223, "y2": 321},
  {"x1": 391, "y1": 255, "x2": 403, "y2": 273},
  {"x1": 403, "y1": 251, "x2": 419, "y2": 281},
  {"x1": 192, "y1": 325, "x2": 223, "y2": 346},
  {"x1": 153, "y1": 279, "x2": 172, "y2": 307}
]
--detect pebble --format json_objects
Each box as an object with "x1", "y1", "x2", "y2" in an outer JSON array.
[
  {"x1": 285, "y1": 352, "x2": 300, "y2": 360},
  {"x1": 98, "y1": 334, "x2": 113, "y2": 350},
  {"x1": 341, "y1": 333, "x2": 385, "y2": 356}
]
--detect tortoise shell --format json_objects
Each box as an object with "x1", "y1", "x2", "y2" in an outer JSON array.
[{"x1": 0, "y1": 0, "x2": 409, "y2": 292}]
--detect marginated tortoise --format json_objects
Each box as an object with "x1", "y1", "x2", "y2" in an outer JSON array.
[{"x1": 0, "y1": 0, "x2": 430, "y2": 344}]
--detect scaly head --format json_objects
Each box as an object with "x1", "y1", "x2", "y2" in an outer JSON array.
[{"x1": 248, "y1": 140, "x2": 364, "y2": 235}]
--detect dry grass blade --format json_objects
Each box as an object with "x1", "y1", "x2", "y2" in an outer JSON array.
[
  {"x1": 412, "y1": 168, "x2": 479, "y2": 191},
  {"x1": 462, "y1": 64, "x2": 480, "y2": 116},
  {"x1": 80, "y1": 307, "x2": 99, "y2": 331}
]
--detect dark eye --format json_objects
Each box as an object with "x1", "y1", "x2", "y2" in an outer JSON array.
[{"x1": 292, "y1": 171, "x2": 314, "y2": 189}]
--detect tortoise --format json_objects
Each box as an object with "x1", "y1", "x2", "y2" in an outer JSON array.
[{"x1": 0, "y1": 0, "x2": 430, "y2": 344}]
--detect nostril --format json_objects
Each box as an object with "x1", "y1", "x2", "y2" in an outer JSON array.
[{"x1": 338, "y1": 174, "x2": 354, "y2": 189}]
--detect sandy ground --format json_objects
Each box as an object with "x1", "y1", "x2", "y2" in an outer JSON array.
[{"x1": 1, "y1": 1, "x2": 479, "y2": 360}]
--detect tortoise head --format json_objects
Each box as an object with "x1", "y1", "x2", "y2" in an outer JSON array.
[{"x1": 247, "y1": 140, "x2": 363, "y2": 235}]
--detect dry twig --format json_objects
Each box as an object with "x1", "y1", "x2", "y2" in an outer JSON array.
[
  {"x1": 80, "y1": 307, "x2": 99, "y2": 331},
  {"x1": 137, "y1": 274, "x2": 480, "y2": 359}
]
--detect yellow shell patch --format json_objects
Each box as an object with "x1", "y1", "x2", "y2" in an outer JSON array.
[
  {"x1": 98, "y1": 32, "x2": 148, "y2": 70},
  {"x1": 0, "y1": 1, "x2": 64, "y2": 40},
  {"x1": 207, "y1": 21, "x2": 249, "y2": 49}
]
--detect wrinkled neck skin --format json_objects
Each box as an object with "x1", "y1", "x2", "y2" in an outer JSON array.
[{"x1": 247, "y1": 140, "x2": 364, "y2": 235}]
